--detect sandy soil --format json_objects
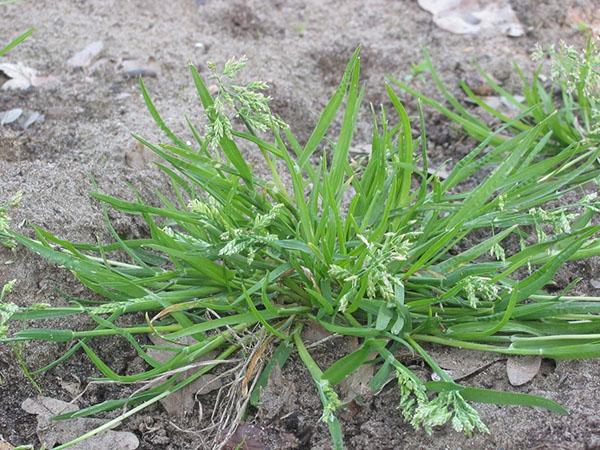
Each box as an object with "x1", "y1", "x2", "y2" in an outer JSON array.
[{"x1": 1, "y1": 0, "x2": 599, "y2": 449}]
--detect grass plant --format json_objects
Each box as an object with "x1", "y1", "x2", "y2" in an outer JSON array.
[
  {"x1": 2, "y1": 47, "x2": 600, "y2": 449},
  {"x1": 394, "y1": 37, "x2": 599, "y2": 151}
]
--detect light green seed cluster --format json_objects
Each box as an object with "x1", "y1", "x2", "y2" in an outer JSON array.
[
  {"x1": 205, "y1": 56, "x2": 286, "y2": 148},
  {"x1": 461, "y1": 276, "x2": 501, "y2": 309}
]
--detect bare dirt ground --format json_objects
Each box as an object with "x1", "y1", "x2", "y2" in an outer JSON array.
[{"x1": 1, "y1": 0, "x2": 599, "y2": 449}]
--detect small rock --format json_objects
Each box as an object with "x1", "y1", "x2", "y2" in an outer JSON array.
[
  {"x1": 586, "y1": 436, "x2": 600, "y2": 450},
  {"x1": 427, "y1": 346, "x2": 501, "y2": 381},
  {"x1": 88, "y1": 57, "x2": 109, "y2": 73},
  {"x1": 114, "y1": 92, "x2": 132, "y2": 101},
  {"x1": 426, "y1": 164, "x2": 450, "y2": 180},
  {"x1": 121, "y1": 57, "x2": 160, "y2": 78},
  {"x1": 194, "y1": 42, "x2": 208, "y2": 53},
  {"x1": 0, "y1": 108, "x2": 23, "y2": 125},
  {"x1": 67, "y1": 41, "x2": 104, "y2": 68},
  {"x1": 586, "y1": 415, "x2": 600, "y2": 427},
  {"x1": 505, "y1": 24, "x2": 524, "y2": 37},
  {"x1": 469, "y1": 83, "x2": 495, "y2": 97},
  {"x1": 431, "y1": 371, "x2": 444, "y2": 381},
  {"x1": 19, "y1": 110, "x2": 44, "y2": 129},
  {"x1": 147, "y1": 428, "x2": 170, "y2": 446}
]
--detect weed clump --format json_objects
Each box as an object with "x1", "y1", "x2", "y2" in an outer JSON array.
[
  {"x1": 2, "y1": 44, "x2": 600, "y2": 449},
  {"x1": 398, "y1": 37, "x2": 599, "y2": 148}
]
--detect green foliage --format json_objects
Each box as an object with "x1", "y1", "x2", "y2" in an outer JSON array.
[
  {"x1": 0, "y1": 191, "x2": 22, "y2": 248},
  {"x1": 412, "y1": 389, "x2": 489, "y2": 436},
  {"x1": 538, "y1": 39, "x2": 599, "y2": 135},
  {"x1": 395, "y1": 37, "x2": 599, "y2": 150},
  {"x1": 2, "y1": 47, "x2": 600, "y2": 449},
  {"x1": 0, "y1": 28, "x2": 33, "y2": 58},
  {"x1": 0, "y1": 280, "x2": 18, "y2": 338}
]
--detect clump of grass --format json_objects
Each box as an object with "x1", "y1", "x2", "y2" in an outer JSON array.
[
  {"x1": 395, "y1": 36, "x2": 599, "y2": 150},
  {"x1": 2, "y1": 49, "x2": 600, "y2": 449}
]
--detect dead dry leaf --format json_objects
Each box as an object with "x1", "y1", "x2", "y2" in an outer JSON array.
[
  {"x1": 147, "y1": 335, "x2": 223, "y2": 417},
  {"x1": 339, "y1": 357, "x2": 374, "y2": 402},
  {"x1": 67, "y1": 41, "x2": 104, "y2": 68},
  {"x1": 0, "y1": 441, "x2": 13, "y2": 450},
  {"x1": 478, "y1": 95, "x2": 525, "y2": 116},
  {"x1": 59, "y1": 374, "x2": 83, "y2": 398},
  {"x1": 22, "y1": 396, "x2": 139, "y2": 450},
  {"x1": 428, "y1": 163, "x2": 451, "y2": 179},
  {"x1": 301, "y1": 321, "x2": 333, "y2": 345},
  {"x1": 154, "y1": 370, "x2": 222, "y2": 417},
  {"x1": 415, "y1": 162, "x2": 450, "y2": 180},
  {"x1": 418, "y1": 0, "x2": 524, "y2": 36},
  {"x1": 223, "y1": 423, "x2": 266, "y2": 450},
  {"x1": 257, "y1": 364, "x2": 296, "y2": 420},
  {"x1": 506, "y1": 355, "x2": 542, "y2": 386},
  {"x1": 0, "y1": 63, "x2": 37, "y2": 90},
  {"x1": 125, "y1": 141, "x2": 157, "y2": 169},
  {"x1": 335, "y1": 337, "x2": 376, "y2": 402},
  {"x1": 0, "y1": 62, "x2": 58, "y2": 90}
]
